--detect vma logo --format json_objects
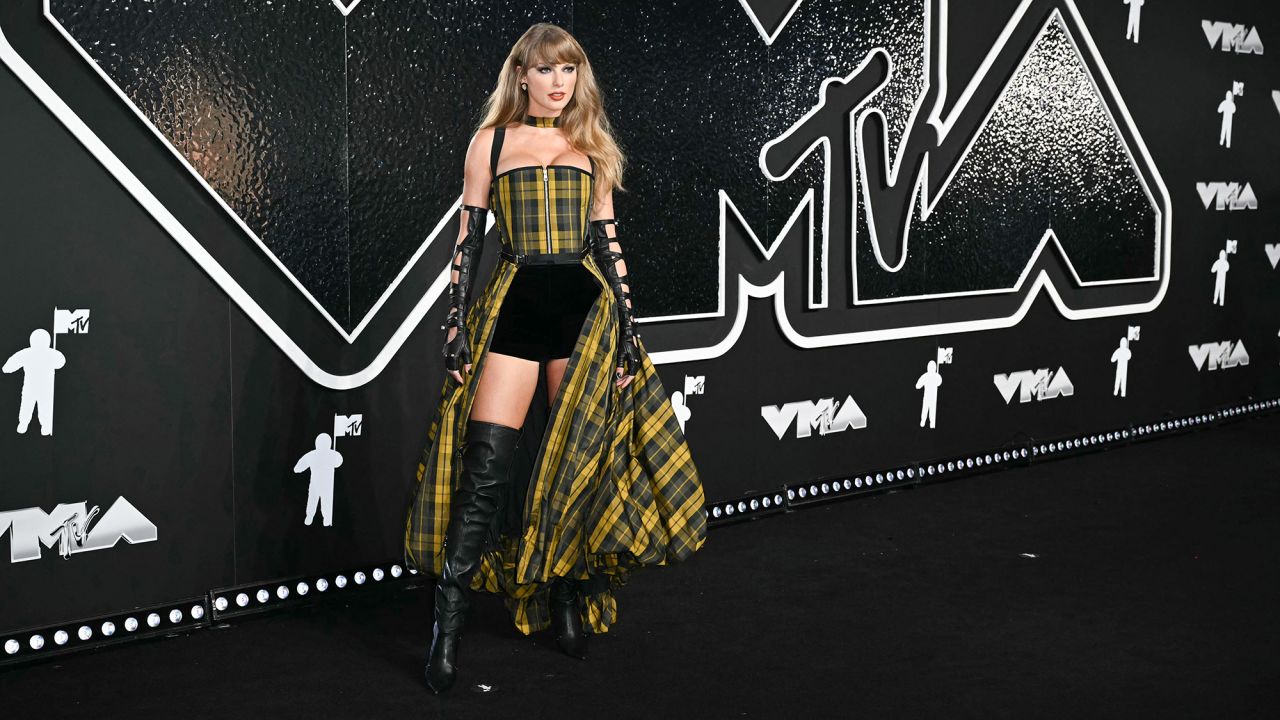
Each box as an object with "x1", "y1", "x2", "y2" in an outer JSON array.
[
  {"x1": 762, "y1": 395, "x2": 867, "y2": 439},
  {"x1": 1197, "y1": 182, "x2": 1258, "y2": 211},
  {"x1": 994, "y1": 367, "x2": 1075, "y2": 404},
  {"x1": 0, "y1": 496, "x2": 157, "y2": 563},
  {"x1": 1202, "y1": 20, "x2": 1265, "y2": 55},
  {"x1": 1188, "y1": 341, "x2": 1250, "y2": 371}
]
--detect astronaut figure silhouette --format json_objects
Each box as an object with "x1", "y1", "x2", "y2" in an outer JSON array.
[
  {"x1": 2, "y1": 329, "x2": 67, "y2": 436},
  {"x1": 1211, "y1": 249, "x2": 1231, "y2": 306},
  {"x1": 1111, "y1": 337, "x2": 1133, "y2": 397},
  {"x1": 915, "y1": 360, "x2": 943, "y2": 429},
  {"x1": 293, "y1": 432, "x2": 344, "y2": 527}
]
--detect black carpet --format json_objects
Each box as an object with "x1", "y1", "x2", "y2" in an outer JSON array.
[{"x1": 4, "y1": 416, "x2": 1279, "y2": 719}]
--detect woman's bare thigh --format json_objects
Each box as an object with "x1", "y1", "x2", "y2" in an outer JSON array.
[
  {"x1": 545, "y1": 357, "x2": 570, "y2": 406},
  {"x1": 469, "y1": 351, "x2": 540, "y2": 429}
]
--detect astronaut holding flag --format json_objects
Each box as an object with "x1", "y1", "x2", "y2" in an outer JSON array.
[
  {"x1": 915, "y1": 347, "x2": 952, "y2": 429},
  {"x1": 3, "y1": 307, "x2": 86, "y2": 436},
  {"x1": 292, "y1": 414, "x2": 362, "y2": 527}
]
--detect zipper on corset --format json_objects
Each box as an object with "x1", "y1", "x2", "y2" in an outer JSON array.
[{"x1": 542, "y1": 166, "x2": 552, "y2": 254}]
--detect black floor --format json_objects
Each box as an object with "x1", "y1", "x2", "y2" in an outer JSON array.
[{"x1": 4, "y1": 417, "x2": 1280, "y2": 719}]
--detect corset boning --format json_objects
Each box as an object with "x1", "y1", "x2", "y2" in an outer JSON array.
[{"x1": 490, "y1": 165, "x2": 594, "y2": 255}]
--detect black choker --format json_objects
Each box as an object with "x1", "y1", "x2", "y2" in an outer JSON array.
[{"x1": 524, "y1": 114, "x2": 562, "y2": 128}]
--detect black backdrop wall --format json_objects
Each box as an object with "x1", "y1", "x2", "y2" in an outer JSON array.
[{"x1": 0, "y1": 0, "x2": 1276, "y2": 639}]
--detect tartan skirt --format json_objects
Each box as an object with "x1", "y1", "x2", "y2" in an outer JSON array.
[{"x1": 404, "y1": 250, "x2": 708, "y2": 636}]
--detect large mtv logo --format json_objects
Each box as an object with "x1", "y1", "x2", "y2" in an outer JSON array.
[
  {"x1": 0, "y1": 496, "x2": 158, "y2": 563},
  {"x1": 723, "y1": 0, "x2": 1170, "y2": 356}
]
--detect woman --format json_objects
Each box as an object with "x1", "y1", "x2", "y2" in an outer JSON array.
[{"x1": 404, "y1": 23, "x2": 708, "y2": 694}]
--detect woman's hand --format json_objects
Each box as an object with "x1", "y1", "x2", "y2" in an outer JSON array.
[
  {"x1": 615, "y1": 364, "x2": 634, "y2": 389},
  {"x1": 614, "y1": 335, "x2": 639, "y2": 389},
  {"x1": 443, "y1": 323, "x2": 473, "y2": 384}
]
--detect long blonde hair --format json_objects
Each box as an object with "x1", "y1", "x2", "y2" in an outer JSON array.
[{"x1": 475, "y1": 23, "x2": 627, "y2": 195}]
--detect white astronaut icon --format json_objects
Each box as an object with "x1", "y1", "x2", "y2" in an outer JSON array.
[
  {"x1": 671, "y1": 390, "x2": 692, "y2": 433},
  {"x1": 293, "y1": 432, "x2": 344, "y2": 527},
  {"x1": 3, "y1": 329, "x2": 67, "y2": 436},
  {"x1": 1110, "y1": 337, "x2": 1133, "y2": 397},
  {"x1": 1211, "y1": 249, "x2": 1230, "y2": 306},
  {"x1": 1124, "y1": 0, "x2": 1143, "y2": 43},
  {"x1": 1217, "y1": 90, "x2": 1237, "y2": 148},
  {"x1": 915, "y1": 360, "x2": 943, "y2": 429}
]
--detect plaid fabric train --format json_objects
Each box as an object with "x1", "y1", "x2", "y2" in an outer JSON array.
[{"x1": 404, "y1": 155, "x2": 708, "y2": 636}]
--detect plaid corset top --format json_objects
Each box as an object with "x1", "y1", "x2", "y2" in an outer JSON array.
[{"x1": 490, "y1": 164, "x2": 595, "y2": 256}]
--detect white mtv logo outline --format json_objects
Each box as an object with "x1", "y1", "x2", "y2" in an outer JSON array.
[
  {"x1": 686, "y1": 0, "x2": 1171, "y2": 368},
  {"x1": 0, "y1": 0, "x2": 1172, "y2": 388}
]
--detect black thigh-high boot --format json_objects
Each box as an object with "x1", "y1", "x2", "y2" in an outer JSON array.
[
  {"x1": 425, "y1": 419, "x2": 521, "y2": 693},
  {"x1": 550, "y1": 576, "x2": 589, "y2": 659}
]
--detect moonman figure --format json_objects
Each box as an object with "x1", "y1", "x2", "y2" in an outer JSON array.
[
  {"x1": 1211, "y1": 249, "x2": 1230, "y2": 306},
  {"x1": 915, "y1": 360, "x2": 943, "y2": 428},
  {"x1": 1110, "y1": 336, "x2": 1133, "y2": 397},
  {"x1": 1217, "y1": 90, "x2": 1237, "y2": 148},
  {"x1": 670, "y1": 390, "x2": 692, "y2": 433},
  {"x1": 293, "y1": 432, "x2": 344, "y2": 527},
  {"x1": 2, "y1": 329, "x2": 67, "y2": 436},
  {"x1": 1124, "y1": 0, "x2": 1143, "y2": 43}
]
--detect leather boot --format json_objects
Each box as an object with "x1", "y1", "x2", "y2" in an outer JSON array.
[
  {"x1": 550, "y1": 576, "x2": 589, "y2": 659},
  {"x1": 425, "y1": 419, "x2": 521, "y2": 693}
]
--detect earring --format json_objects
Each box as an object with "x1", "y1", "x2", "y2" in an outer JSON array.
[{"x1": 521, "y1": 83, "x2": 527, "y2": 91}]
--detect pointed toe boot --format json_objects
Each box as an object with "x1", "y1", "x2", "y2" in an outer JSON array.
[
  {"x1": 424, "y1": 420, "x2": 521, "y2": 693},
  {"x1": 550, "y1": 576, "x2": 590, "y2": 660}
]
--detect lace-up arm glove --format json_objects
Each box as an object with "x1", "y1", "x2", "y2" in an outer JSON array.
[
  {"x1": 589, "y1": 217, "x2": 641, "y2": 378},
  {"x1": 441, "y1": 129, "x2": 495, "y2": 379},
  {"x1": 441, "y1": 204, "x2": 488, "y2": 374}
]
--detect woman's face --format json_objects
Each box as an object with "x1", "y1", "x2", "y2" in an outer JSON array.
[{"x1": 521, "y1": 58, "x2": 577, "y2": 116}]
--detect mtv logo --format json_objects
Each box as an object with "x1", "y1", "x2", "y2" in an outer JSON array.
[
  {"x1": 993, "y1": 367, "x2": 1075, "y2": 404},
  {"x1": 684, "y1": 375, "x2": 706, "y2": 395},
  {"x1": 334, "y1": 413, "x2": 363, "y2": 438},
  {"x1": 1188, "y1": 340, "x2": 1249, "y2": 371},
  {"x1": 761, "y1": 395, "x2": 868, "y2": 439},
  {"x1": 53, "y1": 308, "x2": 90, "y2": 335},
  {"x1": 1226, "y1": 240, "x2": 1238, "y2": 254},
  {"x1": 1232, "y1": 81, "x2": 1245, "y2": 96},
  {"x1": 0, "y1": 497, "x2": 157, "y2": 563},
  {"x1": 1127, "y1": 325, "x2": 1141, "y2": 342},
  {"x1": 1202, "y1": 20, "x2": 1265, "y2": 55},
  {"x1": 1197, "y1": 182, "x2": 1258, "y2": 211},
  {"x1": 937, "y1": 347, "x2": 954, "y2": 365}
]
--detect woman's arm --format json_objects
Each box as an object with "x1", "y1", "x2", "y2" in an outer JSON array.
[
  {"x1": 442, "y1": 128, "x2": 496, "y2": 383},
  {"x1": 589, "y1": 186, "x2": 630, "y2": 314},
  {"x1": 589, "y1": 184, "x2": 640, "y2": 387}
]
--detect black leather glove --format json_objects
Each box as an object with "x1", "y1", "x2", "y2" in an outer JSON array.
[
  {"x1": 589, "y1": 218, "x2": 641, "y2": 377},
  {"x1": 441, "y1": 205, "x2": 488, "y2": 375}
]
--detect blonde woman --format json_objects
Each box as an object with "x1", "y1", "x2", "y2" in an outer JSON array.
[{"x1": 405, "y1": 23, "x2": 707, "y2": 694}]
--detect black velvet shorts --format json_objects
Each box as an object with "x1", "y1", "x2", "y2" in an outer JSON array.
[{"x1": 487, "y1": 263, "x2": 601, "y2": 362}]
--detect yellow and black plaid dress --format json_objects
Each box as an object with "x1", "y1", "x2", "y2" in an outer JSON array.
[{"x1": 404, "y1": 126, "x2": 708, "y2": 635}]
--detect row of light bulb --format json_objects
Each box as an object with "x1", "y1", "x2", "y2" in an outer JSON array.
[
  {"x1": 709, "y1": 493, "x2": 784, "y2": 519},
  {"x1": 4, "y1": 605, "x2": 205, "y2": 656},
  {"x1": 705, "y1": 399, "x2": 1278, "y2": 522},
  {"x1": 213, "y1": 565, "x2": 404, "y2": 613}
]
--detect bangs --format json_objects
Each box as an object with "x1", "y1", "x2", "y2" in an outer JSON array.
[{"x1": 528, "y1": 35, "x2": 584, "y2": 67}]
